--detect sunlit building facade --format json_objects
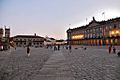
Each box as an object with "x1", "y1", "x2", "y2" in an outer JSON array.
[
  {"x1": 67, "y1": 17, "x2": 120, "y2": 46},
  {"x1": 13, "y1": 34, "x2": 45, "y2": 47}
]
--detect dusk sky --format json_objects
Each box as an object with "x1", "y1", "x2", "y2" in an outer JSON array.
[{"x1": 0, "y1": 0, "x2": 120, "y2": 39}]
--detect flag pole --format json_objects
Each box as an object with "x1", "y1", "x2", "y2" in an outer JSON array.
[
  {"x1": 69, "y1": 24, "x2": 71, "y2": 29},
  {"x1": 102, "y1": 12, "x2": 105, "y2": 20},
  {"x1": 86, "y1": 18, "x2": 88, "y2": 24}
]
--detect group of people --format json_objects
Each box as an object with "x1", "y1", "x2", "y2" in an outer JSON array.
[
  {"x1": 108, "y1": 45, "x2": 116, "y2": 54},
  {"x1": 45, "y1": 44, "x2": 72, "y2": 52},
  {"x1": 54, "y1": 45, "x2": 61, "y2": 51},
  {"x1": 46, "y1": 45, "x2": 61, "y2": 51},
  {"x1": 26, "y1": 45, "x2": 118, "y2": 57}
]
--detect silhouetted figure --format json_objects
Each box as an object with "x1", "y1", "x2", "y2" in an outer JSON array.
[
  {"x1": 15, "y1": 47, "x2": 16, "y2": 50},
  {"x1": 54, "y1": 46, "x2": 57, "y2": 51},
  {"x1": 113, "y1": 46, "x2": 116, "y2": 54},
  {"x1": 84, "y1": 47, "x2": 87, "y2": 50},
  {"x1": 108, "y1": 45, "x2": 112, "y2": 54},
  {"x1": 69, "y1": 45, "x2": 71, "y2": 52},
  {"x1": 117, "y1": 51, "x2": 120, "y2": 57},
  {"x1": 27, "y1": 46, "x2": 30, "y2": 57},
  {"x1": 66, "y1": 46, "x2": 68, "y2": 50},
  {"x1": 58, "y1": 45, "x2": 60, "y2": 50}
]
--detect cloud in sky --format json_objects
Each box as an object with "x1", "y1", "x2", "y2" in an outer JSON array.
[{"x1": 0, "y1": 0, "x2": 120, "y2": 39}]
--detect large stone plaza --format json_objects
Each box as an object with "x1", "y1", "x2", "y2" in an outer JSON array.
[{"x1": 0, "y1": 47, "x2": 120, "y2": 80}]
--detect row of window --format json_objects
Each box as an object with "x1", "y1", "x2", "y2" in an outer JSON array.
[
  {"x1": 72, "y1": 39, "x2": 120, "y2": 45},
  {"x1": 85, "y1": 24, "x2": 120, "y2": 33},
  {"x1": 16, "y1": 42, "x2": 43, "y2": 45},
  {"x1": 15, "y1": 38, "x2": 43, "y2": 41},
  {"x1": 71, "y1": 24, "x2": 120, "y2": 39},
  {"x1": 72, "y1": 24, "x2": 120, "y2": 35}
]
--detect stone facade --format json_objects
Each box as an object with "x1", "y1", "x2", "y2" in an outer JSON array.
[
  {"x1": 0, "y1": 28, "x2": 3, "y2": 47},
  {"x1": 67, "y1": 17, "x2": 120, "y2": 46},
  {"x1": 0, "y1": 27, "x2": 10, "y2": 50},
  {"x1": 13, "y1": 34, "x2": 45, "y2": 47}
]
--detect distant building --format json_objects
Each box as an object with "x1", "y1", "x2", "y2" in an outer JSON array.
[
  {"x1": 67, "y1": 17, "x2": 120, "y2": 46},
  {"x1": 0, "y1": 28, "x2": 3, "y2": 50},
  {"x1": 13, "y1": 34, "x2": 45, "y2": 47},
  {"x1": 0, "y1": 27, "x2": 10, "y2": 50},
  {"x1": 44, "y1": 36, "x2": 66, "y2": 45},
  {"x1": 44, "y1": 37, "x2": 56, "y2": 45},
  {"x1": 55, "y1": 40, "x2": 66, "y2": 45}
]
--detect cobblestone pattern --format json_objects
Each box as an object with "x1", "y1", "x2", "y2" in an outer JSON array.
[
  {"x1": 31, "y1": 51, "x2": 75, "y2": 80},
  {"x1": 62, "y1": 48, "x2": 120, "y2": 80},
  {"x1": 0, "y1": 48, "x2": 53, "y2": 80}
]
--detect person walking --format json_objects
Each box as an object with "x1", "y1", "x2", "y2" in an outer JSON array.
[
  {"x1": 69, "y1": 45, "x2": 71, "y2": 53},
  {"x1": 27, "y1": 46, "x2": 30, "y2": 57},
  {"x1": 58, "y1": 45, "x2": 60, "y2": 51},
  {"x1": 108, "y1": 45, "x2": 112, "y2": 54},
  {"x1": 113, "y1": 46, "x2": 116, "y2": 54}
]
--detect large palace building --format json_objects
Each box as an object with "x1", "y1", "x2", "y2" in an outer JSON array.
[{"x1": 67, "y1": 17, "x2": 120, "y2": 46}]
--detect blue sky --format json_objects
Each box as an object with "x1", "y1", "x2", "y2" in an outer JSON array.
[{"x1": 0, "y1": 0, "x2": 120, "y2": 39}]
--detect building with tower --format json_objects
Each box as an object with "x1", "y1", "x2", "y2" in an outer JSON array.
[
  {"x1": 0, "y1": 27, "x2": 10, "y2": 50},
  {"x1": 0, "y1": 28, "x2": 3, "y2": 50}
]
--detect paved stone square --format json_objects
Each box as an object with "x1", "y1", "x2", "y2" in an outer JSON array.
[
  {"x1": 0, "y1": 47, "x2": 53, "y2": 80},
  {"x1": 0, "y1": 47, "x2": 120, "y2": 80},
  {"x1": 62, "y1": 48, "x2": 120, "y2": 80}
]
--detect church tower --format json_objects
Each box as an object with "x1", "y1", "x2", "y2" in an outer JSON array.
[
  {"x1": 5, "y1": 27, "x2": 10, "y2": 38},
  {"x1": 0, "y1": 28, "x2": 3, "y2": 38},
  {"x1": 3, "y1": 27, "x2": 10, "y2": 50},
  {"x1": 0, "y1": 28, "x2": 3, "y2": 47}
]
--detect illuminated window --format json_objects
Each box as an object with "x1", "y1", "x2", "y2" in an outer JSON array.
[
  {"x1": 116, "y1": 30, "x2": 119, "y2": 34},
  {"x1": 111, "y1": 31, "x2": 115, "y2": 35},
  {"x1": 72, "y1": 35, "x2": 84, "y2": 39},
  {"x1": 106, "y1": 39, "x2": 108, "y2": 45},
  {"x1": 111, "y1": 39, "x2": 113, "y2": 44}
]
